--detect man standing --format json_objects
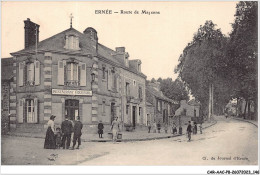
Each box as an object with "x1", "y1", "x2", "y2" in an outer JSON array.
[
  {"x1": 72, "y1": 116, "x2": 83, "y2": 149},
  {"x1": 187, "y1": 121, "x2": 192, "y2": 142},
  {"x1": 61, "y1": 116, "x2": 73, "y2": 149}
]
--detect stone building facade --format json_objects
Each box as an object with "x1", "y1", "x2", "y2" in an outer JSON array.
[
  {"x1": 146, "y1": 81, "x2": 174, "y2": 125},
  {"x1": 7, "y1": 18, "x2": 146, "y2": 133}
]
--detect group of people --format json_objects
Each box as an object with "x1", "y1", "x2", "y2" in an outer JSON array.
[
  {"x1": 44, "y1": 115, "x2": 83, "y2": 150},
  {"x1": 186, "y1": 121, "x2": 203, "y2": 142},
  {"x1": 147, "y1": 121, "x2": 178, "y2": 134}
]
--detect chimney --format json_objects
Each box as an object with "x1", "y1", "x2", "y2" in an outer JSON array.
[
  {"x1": 24, "y1": 18, "x2": 40, "y2": 49},
  {"x1": 115, "y1": 47, "x2": 129, "y2": 67}
]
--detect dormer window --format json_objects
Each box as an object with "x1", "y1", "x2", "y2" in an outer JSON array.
[{"x1": 64, "y1": 34, "x2": 80, "y2": 50}]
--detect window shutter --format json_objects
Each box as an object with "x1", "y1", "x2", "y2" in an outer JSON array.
[
  {"x1": 18, "y1": 62, "x2": 24, "y2": 86},
  {"x1": 34, "y1": 98, "x2": 38, "y2": 123},
  {"x1": 34, "y1": 60, "x2": 40, "y2": 85},
  {"x1": 18, "y1": 99, "x2": 24, "y2": 123},
  {"x1": 107, "y1": 69, "x2": 112, "y2": 90},
  {"x1": 80, "y1": 63, "x2": 86, "y2": 86},
  {"x1": 58, "y1": 61, "x2": 64, "y2": 85},
  {"x1": 116, "y1": 75, "x2": 120, "y2": 92}
]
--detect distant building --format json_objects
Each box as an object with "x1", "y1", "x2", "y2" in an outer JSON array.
[
  {"x1": 146, "y1": 81, "x2": 175, "y2": 125},
  {"x1": 5, "y1": 18, "x2": 147, "y2": 133}
]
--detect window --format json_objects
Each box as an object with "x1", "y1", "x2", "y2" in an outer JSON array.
[
  {"x1": 139, "y1": 107, "x2": 142, "y2": 116},
  {"x1": 64, "y1": 35, "x2": 80, "y2": 50},
  {"x1": 102, "y1": 101, "x2": 106, "y2": 113},
  {"x1": 66, "y1": 62, "x2": 79, "y2": 86},
  {"x1": 102, "y1": 67, "x2": 106, "y2": 79},
  {"x1": 18, "y1": 98, "x2": 38, "y2": 123},
  {"x1": 26, "y1": 99, "x2": 35, "y2": 123},
  {"x1": 133, "y1": 80, "x2": 136, "y2": 86},
  {"x1": 27, "y1": 62, "x2": 35, "y2": 85},
  {"x1": 113, "y1": 74, "x2": 117, "y2": 90},
  {"x1": 19, "y1": 60, "x2": 40, "y2": 86},
  {"x1": 126, "y1": 105, "x2": 129, "y2": 115},
  {"x1": 126, "y1": 82, "x2": 130, "y2": 96},
  {"x1": 138, "y1": 63, "x2": 141, "y2": 72},
  {"x1": 138, "y1": 86, "x2": 143, "y2": 100},
  {"x1": 157, "y1": 100, "x2": 161, "y2": 112}
]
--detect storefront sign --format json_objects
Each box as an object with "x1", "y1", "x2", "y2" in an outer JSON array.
[{"x1": 52, "y1": 89, "x2": 92, "y2": 96}]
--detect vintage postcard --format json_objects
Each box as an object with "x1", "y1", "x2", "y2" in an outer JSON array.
[{"x1": 1, "y1": 1, "x2": 259, "y2": 174}]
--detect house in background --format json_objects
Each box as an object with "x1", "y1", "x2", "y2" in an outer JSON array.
[
  {"x1": 146, "y1": 81, "x2": 175, "y2": 125},
  {"x1": 5, "y1": 18, "x2": 146, "y2": 133}
]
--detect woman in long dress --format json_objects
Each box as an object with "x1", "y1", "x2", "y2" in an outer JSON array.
[
  {"x1": 44, "y1": 115, "x2": 56, "y2": 149},
  {"x1": 111, "y1": 117, "x2": 120, "y2": 143}
]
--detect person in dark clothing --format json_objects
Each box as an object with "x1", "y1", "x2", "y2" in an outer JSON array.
[
  {"x1": 72, "y1": 116, "x2": 83, "y2": 149},
  {"x1": 194, "y1": 122, "x2": 197, "y2": 135},
  {"x1": 98, "y1": 120, "x2": 104, "y2": 138},
  {"x1": 61, "y1": 116, "x2": 73, "y2": 149},
  {"x1": 44, "y1": 115, "x2": 56, "y2": 149},
  {"x1": 187, "y1": 121, "x2": 192, "y2": 142}
]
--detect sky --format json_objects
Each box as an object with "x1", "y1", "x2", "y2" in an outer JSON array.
[{"x1": 1, "y1": 1, "x2": 238, "y2": 80}]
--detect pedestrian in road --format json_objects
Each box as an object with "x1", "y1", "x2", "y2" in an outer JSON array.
[
  {"x1": 172, "y1": 122, "x2": 177, "y2": 134},
  {"x1": 194, "y1": 122, "x2": 197, "y2": 135},
  {"x1": 164, "y1": 123, "x2": 168, "y2": 133},
  {"x1": 111, "y1": 117, "x2": 120, "y2": 143},
  {"x1": 44, "y1": 115, "x2": 56, "y2": 149},
  {"x1": 157, "y1": 122, "x2": 161, "y2": 133},
  {"x1": 55, "y1": 127, "x2": 62, "y2": 149},
  {"x1": 153, "y1": 121, "x2": 157, "y2": 133},
  {"x1": 147, "y1": 121, "x2": 151, "y2": 133},
  {"x1": 199, "y1": 123, "x2": 202, "y2": 134},
  {"x1": 61, "y1": 115, "x2": 73, "y2": 149},
  {"x1": 186, "y1": 121, "x2": 192, "y2": 142},
  {"x1": 72, "y1": 116, "x2": 83, "y2": 149},
  {"x1": 98, "y1": 120, "x2": 104, "y2": 138}
]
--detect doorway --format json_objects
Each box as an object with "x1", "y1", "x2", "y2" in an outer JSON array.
[
  {"x1": 65, "y1": 99, "x2": 79, "y2": 121},
  {"x1": 111, "y1": 102, "x2": 116, "y2": 123},
  {"x1": 132, "y1": 106, "x2": 136, "y2": 128},
  {"x1": 163, "y1": 109, "x2": 168, "y2": 124}
]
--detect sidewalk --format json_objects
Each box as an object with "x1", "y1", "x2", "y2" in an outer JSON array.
[
  {"x1": 231, "y1": 117, "x2": 258, "y2": 127},
  {"x1": 6, "y1": 120, "x2": 217, "y2": 142}
]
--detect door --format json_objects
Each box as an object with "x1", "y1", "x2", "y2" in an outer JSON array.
[
  {"x1": 132, "y1": 106, "x2": 136, "y2": 128},
  {"x1": 65, "y1": 99, "x2": 79, "y2": 121},
  {"x1": 163, "y1": 109, "x2": 168, "y2": 124},
  {"x1": 111, "y1": 102, "x2": 116, "y2": 123}
]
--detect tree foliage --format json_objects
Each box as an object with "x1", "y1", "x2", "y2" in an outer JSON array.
[
  {"x1": 175, "y1": 20, "x2": 229, "y2": 115},
  {"x1": 157, "y1": 77, "x2": 189, "y2": 102}
]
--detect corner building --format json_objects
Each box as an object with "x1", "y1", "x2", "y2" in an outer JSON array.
[{"x1": 9, "y1": 18, "x2": 146, "y2": 133}]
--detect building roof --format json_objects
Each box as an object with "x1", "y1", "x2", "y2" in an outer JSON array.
[
  {"x1": 146, "y1": 85, "x2": 175, "y2": 103},
  {"x1": 1, "y1": 57, "x2": 14, "y2": 81},
  {"x1": 11, "y1": 27, "x2": 146, "y2": 78},
  {"x1": 188, "y1": 99, "x2": 200, "y2": 106}
]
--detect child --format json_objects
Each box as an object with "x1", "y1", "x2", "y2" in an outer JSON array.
[
  {"x1": 147, "y1": 121, "x2": 151, "y2": 133},
  {"x1": 98, "y1": 120, "x2": 104, "y2": 138},
  {"x1": 55, "y1": 127, "x2": 62, "y2": 149}
]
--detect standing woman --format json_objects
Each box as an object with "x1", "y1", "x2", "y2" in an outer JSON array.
[
  {"x1": 44, "y1": 115, "x2": 56, "y2": 149},
  {"x1": 111, "y1": 117, "x2": 120, "y2": 143}
]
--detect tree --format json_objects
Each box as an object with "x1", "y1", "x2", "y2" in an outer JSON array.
[
  {"x1": 157, "y1": 77, "x2": 189, "y2": 102},
  {"x1": 224, "y1": 1, "x2": 258, "y2": 119},
  {"x1": 175, "y1": 20, "x2": 229, "y2": 117}
]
